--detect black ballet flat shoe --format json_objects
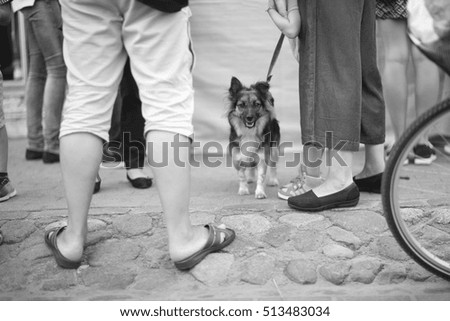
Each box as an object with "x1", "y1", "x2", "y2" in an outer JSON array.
[
  {"x1": 353, "y1": 173, "x2": 383, "y2": 194},
  {"x1": 288, "y1": 183, "x2": 360, "y2": 212},
  {"x1": 127, "y1": 175, "x2": 153, "y2": 189}
]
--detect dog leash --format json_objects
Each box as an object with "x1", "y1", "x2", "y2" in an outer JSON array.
[{"x1": 266, "y1": 33, "x2": 285, "y2": 83}]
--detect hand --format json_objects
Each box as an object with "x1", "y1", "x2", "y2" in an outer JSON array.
[{"x1": 274, "y1": 0, "x2": 287, "y2": 14}]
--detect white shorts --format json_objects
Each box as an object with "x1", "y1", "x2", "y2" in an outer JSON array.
[{"x1": 59, "y1": 0, "x2": 195, "y2": 141}]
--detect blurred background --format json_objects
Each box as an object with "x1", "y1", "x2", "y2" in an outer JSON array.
[{"x1": 2, "y1": 0, "x2": 302, "y2": 151}]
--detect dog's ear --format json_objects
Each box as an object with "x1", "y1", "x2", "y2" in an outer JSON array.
[
  {"x1": 229, "y1": 77, "x2": 243, "y2": 98},
  {"x1": 253, "y1": 81, "x2": 270, "y2": 97}
]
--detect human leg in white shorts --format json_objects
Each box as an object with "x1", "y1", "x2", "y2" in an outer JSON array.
[{"x1": 53, "y1": 0, "x2": 232, "y2": 267}]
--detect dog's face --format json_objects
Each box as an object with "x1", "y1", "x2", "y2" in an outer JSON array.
[{"x1": 228, "y1": 77, "x2": 274, "y2": 129}]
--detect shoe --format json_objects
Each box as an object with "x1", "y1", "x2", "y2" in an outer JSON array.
[
  {"x1": 288, "y1": 182, "x2": 360, "y2": 212},
  {"x1": 174, "y1": 224, "x2": 236, "y2": 270},
  {"x1": 42, "y1": 151, "x2": 60, "y2": 164},
  {"x1": 405, "y1": 144, "x2": 436, "y2": 165},
  {"x1": 44, "y1": 226, "x2": 82, "y2": 269},
  {"x1": 25, "y1": 149, "x2": 43, "y2": 160},
  {"x1": 93, "y1": 174, "x2": 101, "y2": 194},
  {"x1": 353, "y1": 173, "x2": 383, "y2": 194},
  {"x1": 127, "y1": 174, "x2": 153, "y2": 189},
  {"x1": 0, "y1": 177, "x2": 17, "y2": 202},
  {"x1": 444, "y1": 144, "x2": 450, "y2": 155},
  {"x1": 278, "y1": 174, "x2": 324, "y2": 200}
]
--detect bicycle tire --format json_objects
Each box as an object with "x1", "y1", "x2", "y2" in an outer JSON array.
[{"x1": 382, "y1": 98, "x2": 450, "y2": 281}]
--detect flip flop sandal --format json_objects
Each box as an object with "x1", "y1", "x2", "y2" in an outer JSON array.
[
  {"x1": 44, "y1": 226, "x2": 82, "y2": 269},
  {"x1": 174, "y1": 224, "x2": 236, "y2": 270}
]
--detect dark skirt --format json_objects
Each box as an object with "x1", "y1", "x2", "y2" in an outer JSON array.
[{"x1": 297, "y1": 0, "x2": 386, "y2": 151}]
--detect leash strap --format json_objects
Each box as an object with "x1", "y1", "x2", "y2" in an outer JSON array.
[{"x1": 266, "y1": 33, "x2": 285, "y2": 83}]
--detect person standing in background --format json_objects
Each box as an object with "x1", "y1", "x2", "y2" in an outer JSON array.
[
  {"x1": 12, "y1": 0, "x2": 66, "y2": 163},
  {"x1": 377, "y1": 0, "x2": 441, "y2": 164}
]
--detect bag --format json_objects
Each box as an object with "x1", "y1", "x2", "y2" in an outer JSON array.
[
  {"x1": 408, "y1": 0, "x2": 450, "y2": 74},
  {"x1": 137, "y1": 0, "x2": 188, "y2": 13},
  {"x1": 0, "y1": 2, "x2": 11, "y2": 26}
]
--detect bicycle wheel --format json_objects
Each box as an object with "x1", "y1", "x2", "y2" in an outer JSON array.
[{"x1": 382, "y1": 98, "x2": 450, "y2": 280}]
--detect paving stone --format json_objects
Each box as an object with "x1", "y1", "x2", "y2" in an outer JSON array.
[
  {"x1": 322, "y1": 244, "x2": 354, "y2": 259},
  {"x1": 192, "y1": 253, "x2": 234, "y2": 285},
  {"x1": 376, "y1": 235, "x2": 410, "y2": 261},
  {"x1": 81, "y1": 266, "x2": 137, "y2": 290},
  {"x1": 86, "y1": 230, "x2": 114, "y2": 246},
  {"x1": 327, "y1": 226, "x2": 362, "y2": 250},
  {"x1": 432, "y1": 208, "x2": 450, "y2": 224},
  {"x1": 400, "y1": 208, "x2": 426, "y2": 224},
  {"x1": 113, "y1": 213, "x2": 153, "y2": 236},
  {"x1": 279, "y1": 214, "x2": 324, "y2": 229},
  {"x1": 319, "y1": 261, "x2": 351, "y2": 285},
  {"x1": 349, "y1": 257, "x2": 383, "y2": 284},
  {"x1": 222, "y1": 203, "x2": 269, "y2": 213},
  {"x1": 263, "y1": 225, "x2": 294, "y2": 248},
  {"x1": 89, "y1": 207, "x2": 130, "y2": 215},
  {"x1": 0, "y1": 262, "x2": 28, "y2": 292},
  {"x1": 407, "y1": 263, "x2": 434, "y2": 281},
  {"x1": 285, "y1": 259, "x2": 317, "y2": 284},
  {"x1": 18, "y1": 243, "x2": 51, "y2": 261},
  {"x1": 41, "y1": 274, "x2": 78, "y2": 291},
  {"x1": 221, "y1": 214, "x2": 272, "y2": 234},
  {"x1": 190, "y1": 212, "x2": 216, "y2": 225},
  {"x1": 1, "y1": 220, "x2": 36, "y2": 244},
  {"x1": 377, "y1": 263, "x2": 407, "y2": 285},
  {"x1": 142, "y1": 248, "x2": 170, "y2": 269},
  {"x1": 239, "y1": 253, "x2": 276, "y2": 285},
  {"x1": 87, "y1": 219, "x2": 108, "y2": 232},
  {"x1": 293, "y1": 230, "x2": 324, "y2": 252},
  {"x1": 226, "y1": 236, "x2": 265, "y2": 257},
  {"x1": 326, "y1": 210, "x2": 387, "y2": 236},
  {"x1": 132, "y1": 268, "x2": 178, "y2": 290},
  {"x1": 0, "y1": 211, "x2": 30, "y2": 220},
  {"x1": 87, "y1": 239, "x2": 142, "y2": 267}
]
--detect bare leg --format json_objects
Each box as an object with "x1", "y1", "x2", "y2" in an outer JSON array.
[
  {"x1": 147, "y1": 131, "x2": 211, "y2": 262},
  {"x1": 312, "y1": 149, "x2": 353, "y2": 197},
  {"x1": 56, "y1": 133, "x2": 103, "y2": 261},
  {"x1": 354, "y1": 143, "x2": 385, "y2": 179},
  {"x1": 0, "y1": 126, "x2": 7, "y2": 173},
  {"x1": 377, "y1": 19, "x2": 410, "y2": 141}
]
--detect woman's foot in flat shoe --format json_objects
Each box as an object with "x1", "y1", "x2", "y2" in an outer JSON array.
[
  {"x1": 353, "y1": 172, "x2": 383, "y2": 193},
  {"x1": 126, "y1": 168, "x2": 153, "y2": 189}
]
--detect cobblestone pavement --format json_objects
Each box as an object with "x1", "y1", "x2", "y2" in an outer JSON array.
[{"x1": 1, "y1": 139, "x2": 450, "y2": 301}]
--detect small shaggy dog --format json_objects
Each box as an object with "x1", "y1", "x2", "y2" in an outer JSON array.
[{"x1": 227, "y1": 77, "x2": 280, "y2": 199}]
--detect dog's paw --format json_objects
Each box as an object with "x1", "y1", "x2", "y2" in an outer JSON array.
[
  {"x1": 266, "y1": 177, "x2": 279, "y2": 186},
  {"x1": 255, "y1": 187, "x2": 267, "y2": 199},
  {"x1": 238, "y1": 186, "x2": 250, "y2": 195}
]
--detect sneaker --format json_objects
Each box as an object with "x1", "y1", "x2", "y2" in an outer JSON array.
[
  {"x1": 0, "y1": 177, "x2": 17, "y2": 202},
  {"x1": 405, "y1": 144, "x2": 437, "y2": 165},
  {"x1": 278, "y1": 173, "x2": 324, "y2": 200}
]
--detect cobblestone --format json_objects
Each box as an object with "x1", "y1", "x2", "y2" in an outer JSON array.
[
  {"x1": 1, "y1": 138, "x2": 449, "y2": 300},
  {"x1": 285, "y1": 259, "x2": 318, "y2": 285}
]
